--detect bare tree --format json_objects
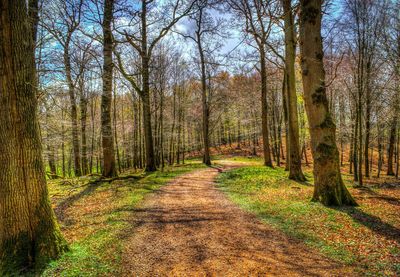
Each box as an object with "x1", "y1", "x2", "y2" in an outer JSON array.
[
  {"x1": 227, "y1": 0, "x2": 277, "y2": 167},
  {"x1": 115, "y1": 0, "x2": 195, "y2": 172},
  {"x1": 42, "y1": 0, "x2": 84, "y2": 176}
]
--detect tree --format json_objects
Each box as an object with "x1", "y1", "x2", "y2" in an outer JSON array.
[
  {"x1": 227, "y1": 0, "x2": 275, "y2": 167},
  {"x1": 298, "y1": 0, "x2": 357, "y2": 206},
  {"x1": 281, "y1": 0, "x2": 306, "y2": 181},
  {"x1": 42, "y1": 0, "x2": 84, "y2": 176},
  {"x1": 176, "y1": 0, "x2": 224, "y2": 165},
  {"x1": 115, "y1": 0, "x2": 195, "y2": 172},
  {"x1": 101, "y1": 0, "x2": 117, "y2": 177},
  {"x1": 0, "y1": 0, "x2": 67, "y2": 273}
]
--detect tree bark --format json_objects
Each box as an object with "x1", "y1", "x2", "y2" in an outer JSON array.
[
  {"x1": 79, "y1": 80, "x2": 89, "y2": 175},
  {"x1": 196, "y1": 17, "x2": 211, "y2": 165},
  {"x1": 260, "y1": 45, "x2": 273, "y2": 167},
  {"x1": 282, "y1": 0, "x2": 306, "y2": 181},
  {"x1": 387, "y1": 118, "x2": 396, "y2": 175},
  {"x1": 299, "y1": 0, "x2": 357, "y2": 206},
  {"x1": 139, "y1": 1, "x2": 157, "y2": 172},
  {"x1": 101, "y1": 0, "x2": 117, "y2": 177},
  {"x1": 0, "y1": 1, "x2": 67, "y2": 273},
  {"x1": 64, "y1": 41, "x2": 82, "y2": 177}
]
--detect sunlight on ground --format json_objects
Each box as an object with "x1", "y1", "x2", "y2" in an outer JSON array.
[
  {"x1": 216, "y1": 157, "x2": 400, "y2": 276},
  {"x1": 44, "y1": 161, "x2": 205, "y2": 276}
]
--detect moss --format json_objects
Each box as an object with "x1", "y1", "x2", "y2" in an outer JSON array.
[
  {"x1": 0, "y1": 232, "x2": 34, "y2": 275},
  {"x1": 312, "y1": 85, "x2": 328, "y2": 105},
  {"x1": 316, "y1": 143, "x2": 336, "y2": 159},
  {"x1": 317, "y1": 114, "x2": 336, "y2": 129}
]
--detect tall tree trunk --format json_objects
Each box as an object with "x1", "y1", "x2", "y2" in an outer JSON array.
[
  {"x1": 80, "y1": 81, "x2": 89, "y2": 175},
  {"x1": 140, "y1": 1, "x2": 156, "y2": 172},
  {"x1": 281, "y1": 77, "x2": 288, "y2": 165},
  {"x1": 387, "y1": 118, "x2": 396, "y2": 176},
  {"x1": 282, "y1": 0, "x2": 306, "y2": 180},
  {"x1": 364, "y1": 67, "x2": 371, "y2": 177},
  {"x1": 62, "y1": 109, "x2": 66, "y2": 177},
  {"x1": 299, "y1": 0, "x2": 357, "y2": 206},
  {"x1": 260, "y1": 45, "x2": 273, "y2": 167},
  {"x1": 113, "y1": 82, "x2": 121, "y2": 173},
  {"x1": 46, "y1": 106, "x2": 57, "y2": 177},
  {"x1": 101, "y1": 0, "x2": 117, "y2": 177},
  {"x1": 353, "y1": 106, "x2": 359, "y2": 181},
  {"x1": 0, "y1": 1, "x2": 67, "y2": 273},
  {"x1": 197, "y1": 30, "x2": 211, "y2": 166},
  {"x1": 64, "y1": 43, "x2": 81, "y2": 177}
]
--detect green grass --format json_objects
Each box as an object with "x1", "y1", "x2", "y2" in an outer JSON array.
[
  {"x1": 42, "y1": 161, "x2": 206, "y2": 276},
  {"x1": 216, "y1": 158, "x2": 400, "y2": 276}
]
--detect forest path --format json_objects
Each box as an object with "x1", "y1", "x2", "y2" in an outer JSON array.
[{"x1": 121, "y1": 161, "x2": 354, "y2": 276}]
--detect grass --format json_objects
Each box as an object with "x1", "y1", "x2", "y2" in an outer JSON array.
[
  {"x1": 42, "y1": 161, "x2": 206, "y2": 276},
  {"x1": 216, "y1": 158, "x2": 400, "y2": 276}
]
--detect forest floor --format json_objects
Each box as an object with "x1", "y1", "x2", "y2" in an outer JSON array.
[
  {"x1": 120, "y1": 160, "x2": 353, "y2": 276},
  {"x1": 42, "y1": 156, "x2": 399, "y2": 276}
]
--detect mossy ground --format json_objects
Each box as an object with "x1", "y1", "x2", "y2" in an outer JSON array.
[
  {"x1": 216, "y1": 157, "x2": 400, "y2": 276},
  {"x1": 42, "y1": 161, "x2": 206, "y2": 276}
]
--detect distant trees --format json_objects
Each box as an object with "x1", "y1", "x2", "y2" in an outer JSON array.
[
  {"x1": 42, "y1": 0, "x2": 84, "y2": 177},
  {"x1": 115, "y1": 0, "x2": 195, "y2": 172},
  {"x1": 8, "y1": 0, "x2": 398, "y2": 208},
  {"x1": 227, "y1": 0, "x2": 276, "y2": 167},
  {"x1": 0, "y1": 0, "x2": 67, "y2": 273},
  {"x1": 176, "y1": 0, "x2": 226, "y2": 165}
]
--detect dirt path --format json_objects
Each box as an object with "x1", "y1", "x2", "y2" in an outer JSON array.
[{"x1": 122, "y1": 163, "x2": 355, "y2": 276}]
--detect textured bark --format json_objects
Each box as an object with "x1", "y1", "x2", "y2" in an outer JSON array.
[
  {"x1": 0, "y1": 0, "x2": 67, "y2": 273},
  {"x1": 299, "y1": 0, "x2": 357, "y2": 206},
  {"x1": 140, "y1": 1, "x2": 156, "y2": 172},
  {"x1": 281, "y1": 75, "x2": 290, "y2": 170},
  {"x1": 198, "y1": 35, "x2": 211, "y2": 166},
  {"x1": 282, "y1": 0, "x2": 306, "y2": 181},
  {"x1": 101, "y1": 0, "x2": 117, "y2": 177},
  {"x1": 194, "y1": 6, "x2": 211, "y2": 166},
  {"x1": 64, "y1": 47, "x2": 82, "y2": 177},
  {"x1": 260, "y1": 46, "x2": 273, "y2": 167},
  {"x1": 79, "y1": 81, "x2": 89, "y2": 175},
  {"x1": 387, "y1": 119, "x2": 396, "y2": 176},
  {"x1": 364, "y1": 72, "x2": 371, "y2": 177}
]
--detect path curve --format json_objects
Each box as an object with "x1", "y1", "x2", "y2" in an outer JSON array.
[{"x1": 122, "y1": 163, "x2": 355, "y2": 276}]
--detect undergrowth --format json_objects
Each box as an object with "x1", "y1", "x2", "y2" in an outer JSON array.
[
  {"x1": 216, "y1": 158, "x2": 400, "y2": 276},
  {"x1": 42, "y1": 161, "x2": 205, "y2": 276}
]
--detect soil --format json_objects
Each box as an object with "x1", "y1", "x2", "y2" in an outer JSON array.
[{"x1": 121, "y1": 163, "x2": 356, "y2": 276}]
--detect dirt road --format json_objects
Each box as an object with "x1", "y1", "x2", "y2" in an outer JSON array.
[{"x1": 122, "y1": 164, "x2": 354, "y2": 276}]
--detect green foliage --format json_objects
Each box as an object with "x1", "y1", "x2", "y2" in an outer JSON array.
[{"x1": 216, "y1": 162, "x2": 398, "y2": 276}]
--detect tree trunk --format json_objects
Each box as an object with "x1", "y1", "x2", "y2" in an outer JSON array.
[
  {"x1": 364, "y1": 71, "x2": 371, "y2": 177},
  {"x1": 0, "y1": 1, "x2": 67, "y2": 273},
  {"x1": 64, "y1": 43, "x2": 81, "y2": 177},
  {"x1": 197, "y1": 32, "x2": 211, "y2": 166},
  {"x1": 101, "y1": 0, "x2": 117, "y2": 177},
  {"x1": 80, "y1": 81, "x2": 89, "y2": 175},
  {"x1": 299, "y1": 0, "x2": 357, "y2": 206},
  {"x1": 282, "y1": 0, "x2": 306, "y2": 181},
  {"x1": 139, "y1": 1, "x2": 156, "y2": 172},
  {"x1": 281, "y1": 75, "x2": 289, "y2": 170},
  {"x1": 387, "y1": 118, "x2": 396, "y2": 176},
  {"x1": 260, "y1": 45, "x2": 273, "y2": 167}
]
